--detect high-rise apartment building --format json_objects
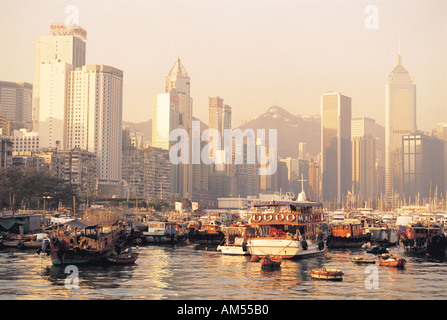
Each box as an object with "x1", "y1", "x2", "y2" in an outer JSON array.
[
  {"x1": 0, "y1": 81, "x2": 33, "y2": 130},
  {"x1": 66, "y1": 65, "x2": 124, "y2": 186},
  {"x1": 37, "y1": 59, "x2": 72, "y2": 150},
  {"x1": 33, "y1": 23, "x2": 87, "y2": 132},
  {"x1": 321, "y1": 92, "x2": 352, "y2": 204},
  {"x1": 385, "y1": 52, "x2": 416, "y2": 196}
]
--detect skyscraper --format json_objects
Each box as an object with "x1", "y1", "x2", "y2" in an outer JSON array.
[
  {"x1": 0, "y1": 81, "x2": 33, "y2": 130},
  {"x1": 351, "y1": 116, "x2": 376, "y2": 204},
  {"x1": 385, "y1": 51, "x2": 416, "y2": 196},
  {"x1": 38, "y1": 59, "x2": 72, "y2": 150},
  {"x1": 153, "y1": 58, "x2": 193, "y2": 200},
  {"x1": 66, "y1": 65, "x2": 124, "y2": 187},
  {"x1": 321, "y1": 91, "x2": 352, "y2": 204},
  {"x1": 402, "y1": 133, "x2": 444, "y2": 202},
  {"x1": 33, "y1": 23, "x2": 87, "y2": 132}
]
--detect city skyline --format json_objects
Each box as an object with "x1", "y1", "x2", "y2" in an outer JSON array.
[{"x1": 1, "y1": 0, "x2": 446, "y2": 132}]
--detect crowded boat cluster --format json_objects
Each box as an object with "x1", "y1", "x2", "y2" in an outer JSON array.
[{"x1": 0, "y1": 188, "x2": 446, "y2": 274}]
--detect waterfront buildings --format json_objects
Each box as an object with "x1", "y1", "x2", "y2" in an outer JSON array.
[
  {"x1": 385, "y1": 52, "x2": 416, "y2": 196},
  {"x1": 321, "y1": 91, "x2": 352, "y2": 204}
]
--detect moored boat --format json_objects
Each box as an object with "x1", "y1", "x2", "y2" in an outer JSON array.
[
  {"x1": 105, "y1": 248, "x2": 139, "y2": 265},
  {"x1": 327, "y1": 219, "x2": 371, "y2": 248},
  {"x1": 351, "y1": 256, "x2": 375, "y2": 264},
  {"x1": 49, "y1": 219, "x2": 124, "y2": 265},
  {"x1": 246, "y1": 188, "x2": 326, "y2": 259},
  {"x1": 217, "y1": 225, "x2": 255, "y2": 255},
  {"x1": 377, "y1": 253, "x2": 406, "y2": 268},
  {"x1": 311, "y1": 268, "x2": 343, "y2": 281}
]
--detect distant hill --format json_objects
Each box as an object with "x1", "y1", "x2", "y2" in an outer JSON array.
[
  {"x1": 122, "y1": 120, "x2": 152, "y2": 146},
  {"x1": 238, "y1": 106, "x2": 321, "y2": 159},
  {"x1": 122, "y1": 116, "x2": 208, "y2": 147}
]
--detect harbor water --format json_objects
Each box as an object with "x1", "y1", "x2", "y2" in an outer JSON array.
[{"x1": 1, "y1": 244, "x2": 447, "y2": 300}]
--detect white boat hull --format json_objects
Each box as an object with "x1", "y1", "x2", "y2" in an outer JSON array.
[
  {"x1": 246, "y1": 238, "x2": 326, "y2": 259},
  {"x1": 217, "y1": 245, "x2": 249, "y2": 255}
]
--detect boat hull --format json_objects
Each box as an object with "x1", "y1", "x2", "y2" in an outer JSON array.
[
  {"x1": 246, "y1": 238, "x2": 326, "y2": 259},
  {"x1": 378, "y1": 254, "x2": 406, "y2": 268},
  {"x1": 260, "y1": 256, "x2": 282, "y2": 268},
  {"x1": 217, "y1": 245, "x2": 249, "y2": 255},
  {"x1": 311, "y1": 268, "x2": 343, "y2": 281}
]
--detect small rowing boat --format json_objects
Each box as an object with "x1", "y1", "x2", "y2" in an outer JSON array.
[
  {"x1": 105, "y1": 251, "x2": 139, "y2": 265},
  {"x1": 311, "y1": 268, "x2": 343, "y2": 281},
  {"x1": 351, "y1": 256, "x2": 375, "y2": 264},
  {"x1": 377, "y1": 254, "x2": 406, "y2": 268}
]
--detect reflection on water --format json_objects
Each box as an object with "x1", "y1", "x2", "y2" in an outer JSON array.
[{"x1": 1, "y1": 245, "x2": 447, "y2": 299}]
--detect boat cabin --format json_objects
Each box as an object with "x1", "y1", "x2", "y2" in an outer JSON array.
[
  {"x1": 330, "y1": 219, "x2": 363, "y2": 238},
  {"x1": 249, "y1": 201, "x2": 324, "y2": 242},
  {"x1": 145, "y1": 221, "x2": 178, "y2": 237},
  {"x1": 224, "y1": 226, "x2": 256, "y2": 246}
]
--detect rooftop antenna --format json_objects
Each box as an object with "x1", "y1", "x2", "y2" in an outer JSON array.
[{"x1": 398, "y1": 33, "x2": 402, "y2": 64}]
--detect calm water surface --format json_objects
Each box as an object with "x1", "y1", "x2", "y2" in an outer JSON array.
[{"x1": 1, "y1": 244, "x2": 447, "y2": 300}]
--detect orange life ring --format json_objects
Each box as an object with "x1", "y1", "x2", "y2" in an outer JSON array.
[
  {"x1": 264, "y1": 214, "x2": 273, "y2": 222},
  {"x1": 286, "y1": 214, "x2": 296, "y2": 222},
  {"x1": 276, "y1": 214, "x2": 285, "y2": 222},
  {"x1": 252, "y1": 214, "x2": 262, "y2": 222}
]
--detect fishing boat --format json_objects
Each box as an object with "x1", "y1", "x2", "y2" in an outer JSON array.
[
  {"x1": 351, "y1": 256, "x2": 375, "y2": 264},
  {"x1": 366, "y1": 244, "x2": 389, "y2": 254},
  {"x1": 327, "y1": 218, "x2": 371, "y2": 248},
  {"x1": 377, "y1": 253, "x2": 406, "y2": 268},
  {"x1": 217, "y1": 225, "x2": 255, "y2": 255},
  {"x1": 105, "y1": 248, "x2": 139, "y2": 265},
  {"x1": 250, "y1": 254, "x2": 261, "y2": 262},
  {"x1": 311, "y1": 268, "x2": 343, "y2": 281},
  {"x1": 400, "y1": 222, "x2": 446, "y2": 256},
  {"x1": 143, "y1": 221, "x2": 180, "y2": 244},
  {"x1": 49, "y1": 219, "x2": 124, "y2": 265},
  {"x1": 260, "y1": 255, "x2": 282, "y2": 269},
  {"x1": 246, "y1": 185, "x2": 326, "y2": 259}
]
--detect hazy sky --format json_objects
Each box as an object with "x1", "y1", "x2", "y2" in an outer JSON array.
[{"x1": 1, "y1": 0, "x2": 446, "y2": 131}]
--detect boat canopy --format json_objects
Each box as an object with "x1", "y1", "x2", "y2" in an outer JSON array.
[
  {"x1": 253, "y1": 200, "x2": 323, "y2": 208},
  {"x1": 63, "y1": 219, "x2": 97, "y2": 229}
]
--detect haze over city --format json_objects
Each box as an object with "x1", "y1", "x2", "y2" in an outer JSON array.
[{"x1": 1, "y1": 0, "x2": 446, "y2": 131}]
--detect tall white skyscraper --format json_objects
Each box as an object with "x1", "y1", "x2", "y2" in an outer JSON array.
[
  {"x1": 33, "y1": 23, "x2": 87, "y2": 132},
  {"x1": 38, "y1": 59, "x2": 72, "y2": 150},
  {"x1": 385, "y1": 51, "x2": 416, "y2": 196},
  {"x1": 66, "y1": 65, "x2": 124, "y2": 185}
]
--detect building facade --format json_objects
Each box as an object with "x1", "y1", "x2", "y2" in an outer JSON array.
[
  {"x1": 321, "y1": 91, "x2": 352, "y2": 204},
  {"x1": 385, "y1": 53, "x2": 416, "y2": 196},
  {"x1": 33, "y1": 23, "x2": 87, "y2": 132},
  {"x1": 0, "y1": 81, "x2": 33, "y2": 130}
]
